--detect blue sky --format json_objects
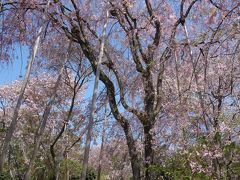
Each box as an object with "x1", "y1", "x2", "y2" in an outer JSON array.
[
  {"x1": 0, "y1": 45, "x2": 28, "y2": 85},
  {"x1": 0, "y1": 44, "x2": 103, "y2": 103}
]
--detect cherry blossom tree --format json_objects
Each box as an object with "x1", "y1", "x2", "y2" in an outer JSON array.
[{"x1": 0, "y1": 0, "x2": 240, "y2": 179}]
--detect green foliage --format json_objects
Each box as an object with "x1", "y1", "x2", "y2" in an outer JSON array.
[
  {"x1": 231, "y1": 162, "x2": 240, "y2": 175},
  {"x1": 30, "y1": 158, "x2": 50, "y2": 180},
  {"x1": 60, "y1": 159, "x2": 96, "y2": 179},
  {"x1": 152, "y1": 138, "x2": 240, "y2": 180},
  {"x1": 111, "y1": 155, "x2": 121, "y2": 164},
  {"x1": 146, "y1": 164, "x2": 171, "y2": 179},
  {"x1": 0, "y1": 171, "x2": 11, "y2": 180},
  {"x1": 148, "y1": 155, "x2": 211, "y2": 180},
  {"x1": 85, "y1": 167, "x2": 96, "y2": 180},
  {"x1": 197, "y1": 136, "x2": 208, "y2": 145},
  {"x1": 99, "y1": 174, "x2": 108, "y2": 180},
  {"x1": 214, "y1": 132, "x2": 222, "y2": 142},
  {"x1": 164, "y1": 154, "x2": 192, "y2": 179},
  {"x1": 60, "y1": 159, "x2": 82, "y2": 176}
]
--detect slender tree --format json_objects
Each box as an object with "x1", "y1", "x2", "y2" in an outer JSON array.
[
  {"x1": 50, "y1": 60, "x2": 89, "y2": 179},
  {"x1": 97, "y1": 97, "x2": 108, "y2": 180},
  {"x1": 80, "y1": 6, "x2": 109, "y2": 180},
  {"x1": 0, "y1": 0, "x2": 50, "y2": 172},
  {"x1": 24, "y1": 41, "x2": 72, "y2": 180}
]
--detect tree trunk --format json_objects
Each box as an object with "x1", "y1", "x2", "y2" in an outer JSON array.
[
  {"x1": 144, "y1": 125, "x2": 154, "y2": 180},
  {"x1": 64, "y1": 151, "x2": 69, "y2": 180},
  {"x1": 24, "y1": 80, "x2": 59, "y2": 180},
  {"x1": 0, "y1": 0, "x2": 51, "y2": 173},
  {"x1": 80, "y1": 8, "x2": 109, "y2": 180},
  {"x1": 24, "y1": 42, "x2": 71, "y2": 180},
  {"x1": 121, "y1": 121, "x2": 141, "y2": 180},
  {"x1": 97, "y1": 98, "x2": 108, "y2": 180},
  {"x1": 54, "y1": 160, "x2": 61, "y2": 180},
  {"x1": 0, "y1": 3, "x2": 49, "y2": 171},
  {"x1": 24, "y1": 134, "x2": 42, "y2": 180},
  {"x1": 50, "y1": 74, "x2": 80, "y2": 180},
  {"x1": 143, "y1": 124, "x2": 170, "y2": 180}
]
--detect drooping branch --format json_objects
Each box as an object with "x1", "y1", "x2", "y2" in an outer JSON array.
[
  {"x1": 104, "y1": 50, "x2": 147, "y2": 123},
  {"x1": 154, "y1": 0, "x2": 200, "y2": 114}
]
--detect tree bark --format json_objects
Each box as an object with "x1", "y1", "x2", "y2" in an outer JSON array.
[
  {"x1": 54, "y1": 160, "x2": 61, "y2": 180},
  {"x1": 123, "y1": 122, "x2": 141, "y2": 180},
  {"x1": 64, "y1": 151, "x2": 69, "y2": 180},
  {"x1": 143, "y1": 125, "x2": 154, "y2": 180}
]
